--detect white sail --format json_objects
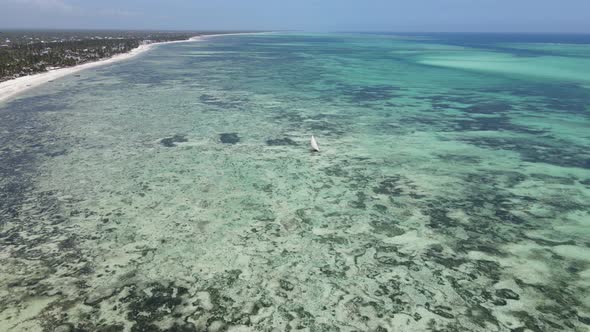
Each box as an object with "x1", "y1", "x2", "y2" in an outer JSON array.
[{"x1": 310, "y1": 135, "x2": 320, "y2": 152}]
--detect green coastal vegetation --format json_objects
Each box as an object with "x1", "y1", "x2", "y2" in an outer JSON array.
[{"x1": 0, "y1": 30, "x2": 230, "y2": 82}]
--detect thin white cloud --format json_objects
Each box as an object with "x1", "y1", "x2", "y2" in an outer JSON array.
[
  {"x1": 96, "y1": 8, "x2": 141, "y2": 18},
  {"x1": 2, "y1": 0, "x2": 142, "y2": 18},
  {"x1": 4, "y1": 0, "x2": 75, "y2": 12}
]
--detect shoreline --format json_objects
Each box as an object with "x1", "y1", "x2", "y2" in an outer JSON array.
[{"x1": 0, "y1": 32, "x2": 265, "y2": 104}]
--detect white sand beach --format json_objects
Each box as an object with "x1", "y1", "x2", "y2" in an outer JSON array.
[
  {"x1": 0, "y1": 32, "x2": 270, "y2": 104},
  {"x1": 0, "y1": 36, "x2": 206, "y2": 104}
]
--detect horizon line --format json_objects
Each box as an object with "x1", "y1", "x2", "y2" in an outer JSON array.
[{"x1": 1, "y1": 28, "x2": 590, "y2": 35}]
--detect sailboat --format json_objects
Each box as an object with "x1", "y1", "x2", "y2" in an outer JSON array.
[{"x1": 310, "y1": 135, "x2": 320, "y2": 152}]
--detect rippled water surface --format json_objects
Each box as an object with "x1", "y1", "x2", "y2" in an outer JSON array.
[{"x1": 1, "y1": 33, "x2": 589, "y2": 331}]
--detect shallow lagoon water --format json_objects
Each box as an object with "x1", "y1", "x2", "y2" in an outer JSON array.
[{"x1": 0, "y1": 33, "x2": 589, "y2": 331}]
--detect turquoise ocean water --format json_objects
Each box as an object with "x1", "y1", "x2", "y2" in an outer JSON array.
[{"x1": 0, "y1": 33, "x2": 589, "y2": 331}]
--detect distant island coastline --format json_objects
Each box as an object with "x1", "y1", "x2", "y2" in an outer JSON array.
[
  {"x1": 1, "y1": 31, "x2": 196, "y2": 82},
  {"x1": 0, "y1": 31, "x2": 264, "y2": 103}
]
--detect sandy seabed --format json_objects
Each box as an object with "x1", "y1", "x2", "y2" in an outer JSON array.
[{"x1": 0, "y1": 32, "x2": 588, "y2": 332}]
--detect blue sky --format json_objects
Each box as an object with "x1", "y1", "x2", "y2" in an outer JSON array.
[{"x1": 1, "y1": 0, "x2": 589, "y2": 32}]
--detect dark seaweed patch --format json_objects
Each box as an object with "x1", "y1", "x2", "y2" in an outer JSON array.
[
  {"x1": 197, "y1": 92, "x2": 249, "y2": 109},
  {"x1": 464, "y1": 171, "x2": 526, "y2": 188},
  {"x1": 424, "y1": 302, "x2": 455, "y2": 319},
  {"x1": 110, "y1": 66, "x2": 167, "y2": 85},
  {"x1": 543, "y1": 98, "x2": 587, "y2": 115},
  {"x1": 456, "y1": 240, "x2": 507, "y2": 257},
  {"x1": 279, "y1": 279, "x2": 294, "y2": 291},
  {"x1": 459, "y1": 136, "x2": 590, "y2": 169},
  {"x1": 529, "y1": 173, "x2": 575, "y2": 185},
  {"x1": 461, "y1": 102, "x2": 511, "y2": 114},
  {"x1": 349, "y1": 191, "x2": 368, "y2": 209},
  {"x1": 415, "y1": 93, "x2": 479, "y2": 106},
  {"x1": 46, "y1": 149, "x2": 68, "y2": 158},
  {"x1": 436, "y1": 154, "x2": 481, "y2": 164},
  {"x1": 372, "y1": 175, "x2": 425, "y2": 200},
  {"x1": 160, "y1": 134, "x2": 188, "y2": 147},
  {"x1": 510, "y1": 311, "x2": 543, "y2": 332},
  {"x1": 495, "y1": 288, "x2": 520, "y2": 300},
  {"x1": 430, "y1": 307, "x2": 454, "y2": 319},
  {"x1": 219, "y1": 133, "x2": 240, "y2": 144},
  {"x1": 0, "y1": 93, "x2": 71, "y2": 114},
  {"x1": 373, "y1": 176, "x2": 404, "y2": 196},
  {"x1": 0, "y1": 103, "x2": 57, "y2": 221},
  {"x1": 480, "y1": 82, "x2": 590, "y2": 116},
  {"x1": 125, "y1": 283, "x2": 189, "y2": 330},
  {"x1": 351, "y1": 85, "x2": 400, "y2": 103},
  {"x1": 425, "y1": 208, "x2": 455, "y2": 229},
  {"x1": 306, "y1": 121, "x2": 347, "y2": 137},
  {"x1": 200, "y1": 94, "x2": 221, "y2": 105},
  {"x1": 131, "y1": 322, "x2": 195, "y2": 332},
  {"x1": 333, "y1": 84, "x2": 402, "y2": 104},
  {"x1": 398, "y1": 115, "x2": 441, "y2": 128},
  {"x1": 427, "y1": 252, "x2": 469, "y2": 274},
  {"x1": 322, "y1": 165, "x2": 349, "y2": 178},
  {"x1": 370, "y1": 217, "x2": 405, "y2": 237},
  {"x1": 536, "y1": 304, "x2": 578, "y2": 329},
  {"x1": 372, "y1": 204, "x2": 388, "y2": 213},
  {"x1": 270, "y1": 110, "x2": 349, "y2": 138},
  {"x1": 373, "y1": 244, "x2": 414, "y2": 267},
  {"x1": 466, "y1": 304, "x2": 499, "y2": 328},
  {"x1": 471, "y1": 260, "x2": 502, "y2": 283},
  {"x1": 199, "y1": 94, "x2": 240, "y2": 108},
  {"x1": 453, "y1": 115, "x2": 547, "y2": 134},
  {"x1": 266, "y1": 137, "x2": 297, "y2": 146},
  {"x1": 397, "y1": 113, "x2": 547, "y2": 135}
]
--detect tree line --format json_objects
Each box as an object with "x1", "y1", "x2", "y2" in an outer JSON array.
[{"x1": 0, "y1": 33, "x2": 195, "y2": 81}]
